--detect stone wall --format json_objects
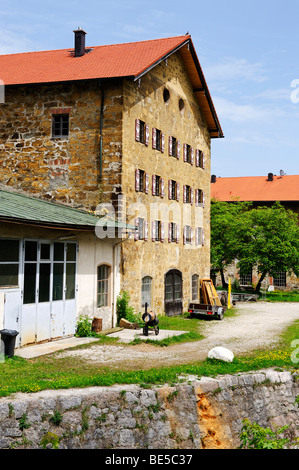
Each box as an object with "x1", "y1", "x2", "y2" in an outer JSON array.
[
  {"x1": 0, "y1": 369, "x2": 297, "y2": 449},
  {"x1": 120, "y1": 52, "x2": 211, "y2": 313},
  {"x1": 0, "y1": 80, "x2": 123, "y2": 210}
]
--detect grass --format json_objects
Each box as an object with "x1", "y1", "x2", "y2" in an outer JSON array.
[
  {"x1": 0, "y1": 310, "x2": 298, "y2": 397},
  {"x1": 259, "y1": 290, "x2": 299, "y2": 302}
]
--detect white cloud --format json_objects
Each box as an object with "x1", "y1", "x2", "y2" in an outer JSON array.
[
  {"x1": 213, "y1": 96, "x2": 285, "y2": 123},
  {"x1": 205, "y1": 57, "x2": 268, "y2": 83}
]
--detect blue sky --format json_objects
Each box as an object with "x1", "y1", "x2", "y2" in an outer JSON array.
[{"x1": 1, "y1": 0, "x2": 299, "y2": 178}]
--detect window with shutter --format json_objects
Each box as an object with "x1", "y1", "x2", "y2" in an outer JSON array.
[
  {"x1": 191, "y1": 148, "x2": 194, "y2": 165},
  {"x1": 145, "y1": 124, "x2": 149, "y2": 146}
]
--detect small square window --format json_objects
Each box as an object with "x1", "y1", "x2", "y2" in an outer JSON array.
[{"x1": 52, "y1": 114, "x2": 69, "y2": 138}]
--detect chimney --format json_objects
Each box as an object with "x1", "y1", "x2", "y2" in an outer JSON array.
[
  {"x1": 73, "y1": 28, "x2": 86, "y2": 57},
  {"x1": 211, "y1": 175, "x2": 217, "y2": 183},
  {"x1": 267, "y1": 173, "x2": 274, "y2": 182}
]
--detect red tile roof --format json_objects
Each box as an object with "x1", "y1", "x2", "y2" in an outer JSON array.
[
  {"x1": 0, "y1": 35, "x2": 190, "y2": 85},
  {"x1": 211, "y1": 175, "x2": 299, "y2": 202},
  {"x1": 0, "y1": 34, "x2": 223, "y2": 139}
]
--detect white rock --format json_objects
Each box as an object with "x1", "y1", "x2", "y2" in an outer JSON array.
[{"x1": 208, "y1": 347, "x2": 234, "y2": 363}]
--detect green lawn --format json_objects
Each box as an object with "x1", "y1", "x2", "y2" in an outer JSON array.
[{"x1": 0, "y1": 311, "x2": 298, "y2": 397}]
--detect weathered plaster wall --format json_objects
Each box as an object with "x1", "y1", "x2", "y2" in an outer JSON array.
[{"x1": 0, "y1": 369, "x2": 297, "y2": 449}]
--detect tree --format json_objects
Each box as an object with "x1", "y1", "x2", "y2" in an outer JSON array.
[
  {"x1": 239, "y1": 202, "x2": 299, "y2": 293},
  {"x1": 210, "y1": 199, "x2": 252, "y2": 288},
  {"x1": 211, "y1": 200, "x2": 299, "y2": 293}
]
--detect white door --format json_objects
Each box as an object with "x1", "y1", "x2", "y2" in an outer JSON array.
[{"x1": 20, "y1": 240, "x2": 77, "y2": 346}]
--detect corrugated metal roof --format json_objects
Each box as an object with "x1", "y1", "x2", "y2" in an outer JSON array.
[
  {"x1": 0, "y1": 189, "x2": 134, "y2": 231},
  {"x1": 211, "y1": 175, "x2": 299, "y2": 202}
]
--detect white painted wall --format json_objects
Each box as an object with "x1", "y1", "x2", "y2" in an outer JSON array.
[{"x1": 76, "y1": 233, "x2": 121, "y2": 331}]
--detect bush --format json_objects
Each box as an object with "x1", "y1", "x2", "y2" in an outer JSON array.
[
  {"x1": 116, "y1": 291, "x2": 142, "y2": 325},
  {"x1": 75, "y1": 314, "x2": 93, "y2": 337},
  {"x1": 239, "y1": 419, "x2": 295, "y2": 449}
]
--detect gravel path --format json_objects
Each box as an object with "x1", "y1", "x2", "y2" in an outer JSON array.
[{"x1": 58, "y1": 302, "x2": 299, "y2": 369}]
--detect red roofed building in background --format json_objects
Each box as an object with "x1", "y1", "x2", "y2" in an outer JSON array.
[
  {"x1": 0, "y1": 30, "x2": 223, "y2": 345},
  {"x1": 211, "y1": 172, "x2": 299, "y2": 290}
]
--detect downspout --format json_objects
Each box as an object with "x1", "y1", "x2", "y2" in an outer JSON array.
[{"x1": 99, "y1": 81, "x2": 104, "y2": 181}]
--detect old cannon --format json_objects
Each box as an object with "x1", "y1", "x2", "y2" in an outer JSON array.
[{"x1": 142, "y1": 303, "x2": 159, "y2": 336}]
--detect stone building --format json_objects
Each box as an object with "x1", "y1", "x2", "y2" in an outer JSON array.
[
  {"x1": 211, "y1": 173, "x2": 299, "y2": 290},
  {"x1": 0, "y1": 30, "x2": 223, "y2": 324}
]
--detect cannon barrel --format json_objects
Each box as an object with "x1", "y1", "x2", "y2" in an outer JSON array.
[{"x1": 142, "y1": 311, "x2": 159, "y2": 326}]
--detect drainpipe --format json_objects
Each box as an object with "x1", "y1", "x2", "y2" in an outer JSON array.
[{"x1": 99, "y1": 81, "x2": 104, "y2": 181}]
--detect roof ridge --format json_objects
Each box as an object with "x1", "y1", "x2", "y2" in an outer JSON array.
[{"x1": 0, "y1": 35, "x2": 190, "y2": 58}]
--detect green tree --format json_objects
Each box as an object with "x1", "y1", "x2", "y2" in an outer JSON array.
[
  {"x1": 239, "y1": 202, "x2": 299, "y2": 293},
  {"x1": 210, "y1": 199, "x2": 252, "y2": 288},
  {"x1": 211, "y1": 200, "x2": 299, "y2": 293}
]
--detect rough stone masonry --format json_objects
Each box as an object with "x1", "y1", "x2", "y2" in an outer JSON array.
[{"x1": 0, "y1": 368, "x2": 298, "y2": 449}]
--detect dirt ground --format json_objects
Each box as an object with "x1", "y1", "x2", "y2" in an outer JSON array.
[{"x1": 57, "y1": 302, "x2": 299, "y2": 370}]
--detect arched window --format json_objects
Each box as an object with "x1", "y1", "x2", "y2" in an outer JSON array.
[
  {"x1": 141, "y1": 276, "x2": 152, "y2": 309},
  {"x1": 97, "y1": 264, "x2": 111, "y2": 307},
  {"x1": 192, "y1": 274, "x2": 199, "y2": 301}
]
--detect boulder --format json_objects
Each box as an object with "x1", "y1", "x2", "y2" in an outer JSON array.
[{"x1": 208, "y1": 346, "x2": 234, "y2": 363}]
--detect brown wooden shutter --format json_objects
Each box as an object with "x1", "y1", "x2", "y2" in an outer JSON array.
[
  {"x1": 168, "y1": 223, "x2": 172, "y2": 243},
  {"x1": 191, "y1": 148, "x2": 194, "y2": 165},
  {"x1": 135, "y1": 169, "x2": 140, "y2": 191},
  {"x1": 176, "y1": 182, "x2": 180, "y2": 201},
  {"x1": 183, "y1": 144, "x2": 187, "y2": 162},
  {"x1": 176, "y1": 224, "x2": 180, "y2": 243},
  {"x1": 144, "y1": 221, "x2": 148, "y2": 241},
  {"x1": 152, "y1": 128, "x2": 156, "y2": 149},
  {"x1": 145, "y1": 173, "x2": 149, "y2": 194},
  {"x1": 177, "y1": 140, "x2": 180, "y2": 159},
  {"x1": 168, "y1": 136, "x2": 173, "y2": 156},
  {"x1": 190, "y1": 187, "x2": 194, "y2": 205},
  {"x1": 168, "y1": 180, "x2": 172, "y2": 200},
  {"x1": 161, "y1": 178, "x2": 165, "y2": 198},
  {"x1": 195, "y1": 189, "x2": 199, "y2": 206},
  {"x1": 195, "y1": 149, "x2": 199, "y2": 167},
  {"x1": 161, "y1": 222, "x2": 164, "y2": 243},
  {"x1": 152, "y1": 221, "x2": 156, "y2": 241},
  {"x1": 135, "y1": 119, "x2": 140, "y2": 142},
  {"x1": 152, "y1": 175, "x2": 156, "y2": 195},
  {"x1": 183, "y1": 185, "x2": 186, "y2": 203},
  {"x1": 202, "y1": 153, "x2": 205, "y2": 169},
  {"x1": 161, "y1": 133, "x2": 165, "y2": 153},
  {"x1": 202, "y1": 191, "x2": 205, "y2": 207},
  {"x1": 135, "y1": 218, "x2": 139, "y2": 241},
  {"x1": 145, "y1": 124, "x2": 149, "y2": 146}
]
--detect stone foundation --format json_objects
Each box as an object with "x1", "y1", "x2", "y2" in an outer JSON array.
[{"x1": 0, "y1": 369, "x2": 298, "y2": 449}]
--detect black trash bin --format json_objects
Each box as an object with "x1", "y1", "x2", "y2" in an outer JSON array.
[{"x1": 0, "y1": 329, "x2": 19, "y2": 358}]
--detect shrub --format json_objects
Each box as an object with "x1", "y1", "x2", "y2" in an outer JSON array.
[
  {"x1": 75, "y1": 314, "x2": 92, "y2": 337},
  {"x1": 116, "y1": 291, "x2": 142, "y2": 325},
  {"x1": 239, "y1": 419, "x2": 295, "y2": 449}
]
